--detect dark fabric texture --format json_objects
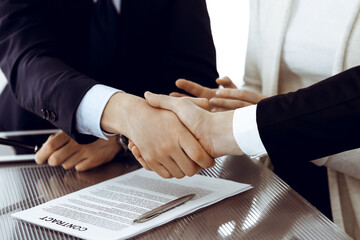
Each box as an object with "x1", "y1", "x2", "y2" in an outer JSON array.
[
  {"x1": 0, "y1": 0, "x2": 218, "y2": 142},
  {"x1": 257, "y1": 66, "x2": 360, "y2": 163},
  {"x1": 256, "y1": 66, "x2": 360, "y2": 219}
]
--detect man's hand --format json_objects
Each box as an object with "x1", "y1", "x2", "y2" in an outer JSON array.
[
  {"x1": 141, "y1": 92, "x2": 243, "y2": 158},
  {"x1": 35, "y1": 131, "x2": 121, "y2": 171},
  {"x1": 100, "y1": 92, "x2": 214, "y2": 179}
]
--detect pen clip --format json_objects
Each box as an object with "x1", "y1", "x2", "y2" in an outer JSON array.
[{"x1": 133, "y1": 213, "x2": 161, "y2": 224}]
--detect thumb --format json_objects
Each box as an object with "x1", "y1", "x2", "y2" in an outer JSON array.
[{"x1": 144, "y1": 91, "x2": 175, "y2": 111}]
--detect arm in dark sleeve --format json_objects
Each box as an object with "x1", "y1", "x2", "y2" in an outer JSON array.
[
  {"x1": 166, "y1": 0, "x2": 219, "y2": 88},
  {"x1": 0, "y1": 0, "x2": 97, "y2": 140},
  {"x1": 256, "y1": 66, "x2": 360, "y2": 163}
]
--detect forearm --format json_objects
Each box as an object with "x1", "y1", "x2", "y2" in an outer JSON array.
[
  {"x1": 0, "y1": 0, "x2": 97, "y2": 140},
  {"x1": 257, "y1": 66, "x2": 360, "y2": 163}
]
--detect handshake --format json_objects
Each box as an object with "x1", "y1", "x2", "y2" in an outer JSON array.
[
  {"x1": 126, "y1": 90, "x2": 243, "y2": 178},
  {"x1": 35, "y1": 78, "x2": 266, "y2": 178},
  {"x1": 104, "y1": 78, "x2": 266, "y2": 179}
]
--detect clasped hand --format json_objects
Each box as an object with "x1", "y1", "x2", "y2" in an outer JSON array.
[{"x1": 129, "y1": 77, "x2": 267, "y2": 174}]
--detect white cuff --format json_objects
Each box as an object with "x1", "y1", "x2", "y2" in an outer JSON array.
[
  {"x1": 76, "y1": 84, "x2": 122, "y2": 139},
  {"x1": 232, "y1": 105, "x2": 267, "y2": 158}
]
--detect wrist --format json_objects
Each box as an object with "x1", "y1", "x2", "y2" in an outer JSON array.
[
  {"x1": 210, "y1": 111, "x2": 244, "y2": 156},
  {"x1": 100, "y1": 92, "x2": 133, "y2": 135}
]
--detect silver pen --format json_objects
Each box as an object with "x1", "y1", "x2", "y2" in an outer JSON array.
[{"x1": 133, "y1": 194, "x2": 195, "y2": 223}]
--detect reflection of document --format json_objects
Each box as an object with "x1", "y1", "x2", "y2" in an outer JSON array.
[{"x1": 12, "y1": 168, "x2": 252, "y2": 240}]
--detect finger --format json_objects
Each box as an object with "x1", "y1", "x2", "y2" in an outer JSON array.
[
  {"x1": 63, "y1": 155, "x2": 86, "y2": 170},
  {"x1": 48, "y1": 141, "x2": 79, "y2": 166},
  {"x1": 181, "y1": 97, "x2": 210, "y2": 110},
  {"x1": 35, "y1": 132, "x2": 71, "y2": 164},
  {"x1": 179, "y1": 131, "x2": 215, "y2": 169},
  {"x1": 210, "y1": 107, "x2": 232, "y2": 112},
  {"x1": 169, "y1": 92, "x2": 189, "y2": 97},
  {"x1": 216, "y1": 76, "x2": 237, "y2": 89},
  {"x1": 210, "y1": 98, "x2": 253, "y2": 110},
  {"x1": 170, "y1": 148, "x2": 202, "y2": 177},
  {"x1": 158, "y1": 157, "x2": 185, "y2": 179},
  {"x1": 60, "y1": 148, "x2": 87, "y2": 170},
  {"x1": 216, "y1": 89, "x2": 266, "y2": 104},
  {"x1": 175, "y1": 79, "x2": 212, "y2": 98},
  {"x1": 145, "y1": 158, "x2": 173, "y2": 178},
  {"x1": 146, "y1": 91, "x2": 208, "y2": 112},
  {"x1": 74, "y1": 157, "x2": 104, "y2": 172},
  {"x1": 145, "y1": 91, "x2": 177, "y2": 109},
  {"x1": 131, "y1": 146, "x2": 152, "y2": 171},
  {"x1": 131, "y1": 146, "x2": 142, "y2": 162},
  {"x1": 135, "y1": 155, "x2": 151, "y2": 171},
  {"x1": 127, "y1": 142, "x2": 151, "y2": 171},
  {"x1": 128, "y1": 140, "x2": 134, "y2": 150}
]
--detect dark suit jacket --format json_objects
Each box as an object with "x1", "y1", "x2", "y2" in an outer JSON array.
[
  {"x1": 257, "y1": 66, "x2": 360, "y2": 163},
  {"x1": 0, "y1": 0, "x2": 218, "y2": 142},
  {"x1": 256, "y1": 66, "x2": 360, "y2": 218}
]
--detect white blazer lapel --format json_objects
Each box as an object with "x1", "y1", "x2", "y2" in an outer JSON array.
[{"x1": 259, "y1": 0, "x2": 293, "y2": 96}]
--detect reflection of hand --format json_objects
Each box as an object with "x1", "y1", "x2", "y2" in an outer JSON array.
[
  {"x1": 36, "y1": 160, "x2": 140, "y2": 201},
  {"x1": 210, "y1": 89, "x2": 267, "y2": 111},
  {"x1": 101, "y1": 93, "x2": 214, "y2": 179},
  {"x1": 128, "y1": 92, "x2": 243, "y2": 160},
  {"x1": 35, "y1": 131, "x2": 121, "y2": 171}
]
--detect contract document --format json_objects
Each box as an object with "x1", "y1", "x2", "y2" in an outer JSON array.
[{"x1": 12, "y1": 168, "x2": 252, "y2": 240}]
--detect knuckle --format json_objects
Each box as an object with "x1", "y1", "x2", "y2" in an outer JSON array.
[
  {"x1": 201, "y1": 157, "x2": 215, "y2": 169},
  {"x1": 185, "y1": 168, "x2": 198, "y2": 177},
  {"x1": 160, "y1": 171, "x2": 172, "y2": 179},
  {"x1": 174, "y1": 172, "x2": 185, "y2": 179},
  {"x1": 192, "y1": 152, "x2": 203, "y2": 163},
  {"x1": 174, "y1": 98, "x2": 186, "y2": 109},
  {"x1": 237, "y1": 90, "x2": 245, "y2": 98},
  {"x1": 62, "y1": 163, "x2": 71, "y2": 170},
  {"x1": 145, "y1": 158, "x2": 157, "y2": 168},
  {"x1": 48, "y1": 155, "x2": 60, "y2": 165},
  {"x1": 200, "y1": 98, "x2": 210, "y2": 109},
  {"x1": 46, "y1": 142, "x2": 56, "y2": 152},
  {"x1": 164, "y1": 142, "x2": 176, "y2": 152}
]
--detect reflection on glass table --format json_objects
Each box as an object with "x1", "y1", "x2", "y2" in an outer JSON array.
[{"x1": 0, "y1": 131, "x2": 351, "y2": 240}]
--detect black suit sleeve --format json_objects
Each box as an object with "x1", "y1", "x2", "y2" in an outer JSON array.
[
  {"x1": 0, "y1": 0, "x2": 97, "y2": 140},
  {"x1": 256, "y1": 66, "x2": 360, "y2": 163},
  {"x1": 166, "y1": 0, "x2": 218, "y2": 88}
]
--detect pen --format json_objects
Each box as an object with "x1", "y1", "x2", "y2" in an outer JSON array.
[
  {"x1": 0, "y1": 137, "x2": 39, "y2": 153},
  {"x1": 133, "y1": 193, "x2": 195, "y2": 223}
]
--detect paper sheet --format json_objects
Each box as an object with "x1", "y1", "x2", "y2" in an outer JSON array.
[{"x1": 12, "y1": 168, "x2": 252, "y2": 240}]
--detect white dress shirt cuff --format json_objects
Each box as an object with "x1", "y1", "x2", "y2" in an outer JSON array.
[
  {"x1": 232, "y1": 105, "x2": 267, "y2": 158},
  {"x1": 76, "y1": 84, "x2": 122, "y2": 139}
]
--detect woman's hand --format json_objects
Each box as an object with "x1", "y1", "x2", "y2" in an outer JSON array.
[
  {"x1": 170, "y1": 77, "x2": 237, "y2": 99},
  {"x1": 171, "y1": 77, "x2": 266, "y2": 111},
  {"x1": 210, "y1": 88, "x2": 268, "y2": 111}
]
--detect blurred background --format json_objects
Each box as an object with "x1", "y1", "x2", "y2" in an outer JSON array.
[{"x1": 0, "y1": 0, "x2": 249, "y2": 93}]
